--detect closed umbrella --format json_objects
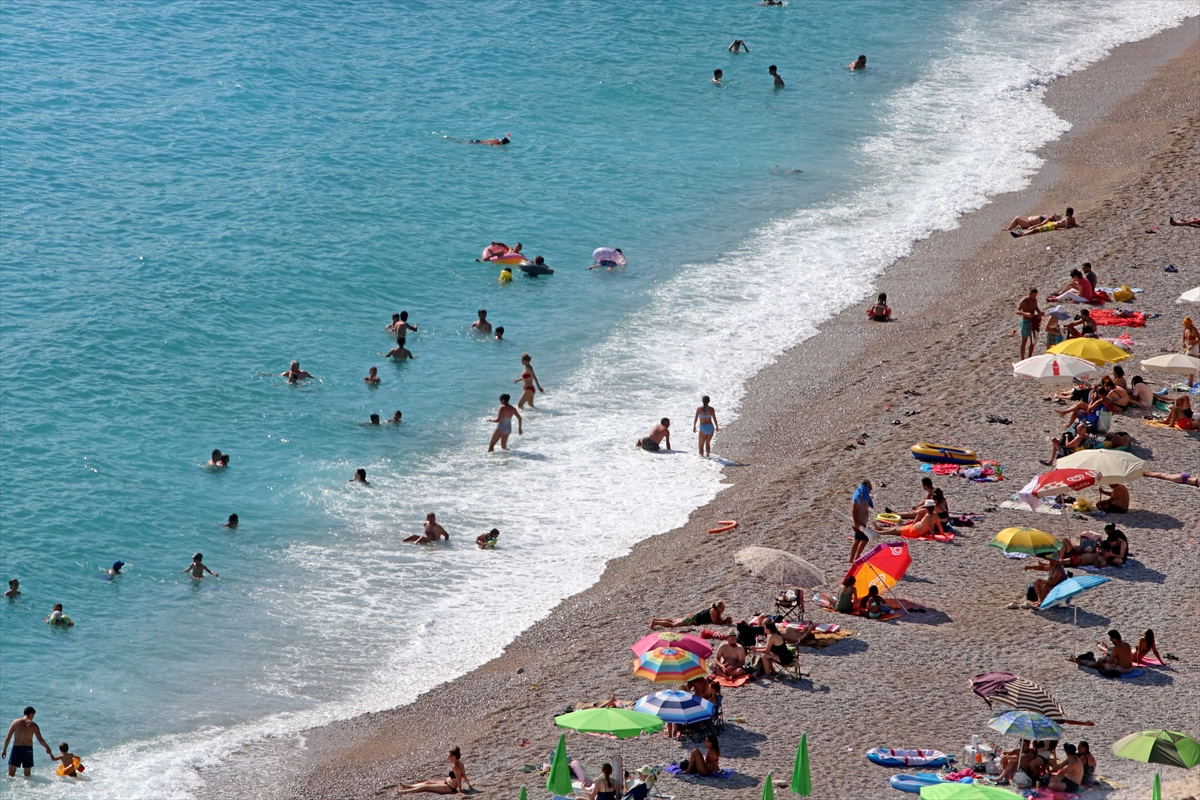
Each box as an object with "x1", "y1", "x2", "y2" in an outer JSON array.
[
  {"x1": 633, "y1": 647, "x2": 707, "y2": 684},
  {"x1": 631, "y1": 631, "x2": 712, "y2": 659},
  {"x1": 1111, "y1": 730, "x2": 1200, "y2": 769},
  {"x1": 1017, "y1": 469, "x2": 1100, "y2": 511},
  {"x1": 634, "y1": 690, "x2": 713, "y2": 725},
  {"x1": 988, "y1": 527, "x2": 1060, "y2": 556},
  {"x1": 1140, "y1": 353, "x2": 1200, "y2": 375},
  {"x1": 762, "y1": 771, "x2": 775, "y2": 800},
  {"x1": 1012, "y1": 354, "x2": 1099, "y2": 385},
  {"x1": 1039, "y1": 575, "x2": 1111, "y2": 625},
  {"x1": 1054, "y1": 449, "x2": 1145, "y2": 485},
  {"x1": 1048, "y1": 338, "x2": 1131, "y2": 366},
  {"x1": 546, "y1": 734, "x2": 573, "y2": 796},
  {"x1": 791, "y1": 733, "x2": 812, "y2": 796},
  {"x1": 1152, "y1": 772, "x2": 1161, "y2": 800},
  {"x1": 735, "y1": 547, "x2": 826, "y2": 588},
  {"x1": 554, "y1": 708, "x2": 665, "y2": 738},
  {"x1": 988, "y1": 710, "x2": 1064, "y2": 741}
]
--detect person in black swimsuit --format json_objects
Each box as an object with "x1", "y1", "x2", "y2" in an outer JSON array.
[
  {"x1": 754, "y1": 621, "x2": 794, "y2": 676},
  {"x1": 649, "y1": 600, "x2": 731, "y2": 630},
  {"x1": 589, "y1": 762, "x2": 618, "y2": 800},
  {"x1": 395, "y1": 747, "x2": 470, "y2": 794}
]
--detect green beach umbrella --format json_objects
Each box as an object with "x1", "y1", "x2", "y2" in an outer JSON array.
[
  {"x1": 1112, "y1": 730, "x2": 1200, "y2": 769},
  {"x1": 547, "y1": 734, "x2": 573, "y2": 796},
  {"x1": 554, "y1": 707, "x2": 664, "y2": 738},
  {"x1": 919, "y1": 783, "x2": 1023, "y2": 799},
  {"x1": 761, "y1": 771, "x2": 774, "y2": 800},
  {"x1": 1152, "y1": 773, "x2": 1161, "y2": 800},
  {"x1": 791, "y1": 734, "x2": 811, "y2": 796},
  {"x1": 518, "y1": 787, "x2": 527, "y2": 800}
]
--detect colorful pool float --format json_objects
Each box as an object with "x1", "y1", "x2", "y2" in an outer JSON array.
[
  {"x1": 909, "y1": 443, "x2": 978, "y2": 465},
  {"x1": 867, "y1": 748, "x2": 954, "y2": 768}
]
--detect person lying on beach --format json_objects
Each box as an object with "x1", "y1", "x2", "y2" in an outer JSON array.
[
  {"x1": 636, "y1": 418, "x2": 671, "y2": 452},
  {"x1": 728, "y1": 39, "x2": 749, "y2": 52},
  {"x1": 848, "y1": 54, "x2": 866, "y2": 70},
  {"x1": 48, "y1": 742, "x2": 84, "y2": 778},
  {"x1": 1042, "y1": 421, "x2": 1094, "y2": 467},
  {"x1": 207, "y1": 449, "x2": 228, "y2": 467},
  {"x1": 777, "y1": 619, "x2": 816, "y2": 647},
  {"x1": 394, "y1": 747, "x2": 471, "y2": 794},
  {"x1": 1003, "y1": 213, "x2": 1060, "y2": 231},
  {"x1": 768, "y1": 64, "x2": 784, "y2": 87},
  {"x1": 408, "y1": 513, "x2": 449, "y2": 544},
  {"x1": 1028, "y1": 548, "x2": 1107, "y2": 570},
  {"x1": 680, "y1": 734, "x2": 721, "y2": 776},
  {"x1": 181, "y1": 553, "x2": 218, "y2": 580},
  {"x1": 1144, "y1": 470, "x2": 1199, "y2": 487},
  {"x1": 1017, "y1": 288, "x2": 1042, "y2": 360},
  {"x1": 382, "y1": 338, "x2": 415, "y2": 361},
  {"x1": 364, "y1": 366, "x2": 380, "y2": 385},
  {"x1": 1011, "y1": 207, "x2": 1076, "y2": 237},
  {"x1": 1047, "y1": 268, "x2": 1094, "y2": 303},
  {"x1": 476, "y1": 528, "x2": 500, "y2": 549},
  {"x1": 866, "y1": 292, "x2": 891, "y2": 322},
  {"x1": 650, "y1": 600, "x2": 731, "y2": 630},
  {"x1": 1097, "y1": 483, "x2": 1129, "y2": 513},
  {"x1": 712, "y1": 632, "x2": 747, "y2": 679},
  {"x1": 351, "y1": 468, "x2": 370, "y2": 486},
  {"x1": 281, "y1": 360, "x2": 314, "y2": 382},
  {"x1": 1169, "y1": 216, "x2": 1200, "y2": 227},
  {"x1": 1047, "y1": 743, "x2": 1085, "y2": 794},
  {"x1": 753, "y1": 621, "x2": 793, "y2": 675}
]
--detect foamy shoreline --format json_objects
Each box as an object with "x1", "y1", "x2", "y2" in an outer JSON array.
[{"x1": 202, "y1": 18, "x2": 1200, "y2": 800}]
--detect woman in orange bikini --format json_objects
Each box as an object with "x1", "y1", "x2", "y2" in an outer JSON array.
[{"x1": 514, "y1": 354, "x2": 543, "y2": 408}]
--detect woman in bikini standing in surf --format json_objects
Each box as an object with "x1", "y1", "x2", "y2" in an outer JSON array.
[{"x1": 514, "y1": 353, "x2": 543, "y2": 409}]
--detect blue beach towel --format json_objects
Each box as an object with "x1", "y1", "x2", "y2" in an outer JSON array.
[{"x1": 664, "y1": 764, "x2": 736, "y2": 780}]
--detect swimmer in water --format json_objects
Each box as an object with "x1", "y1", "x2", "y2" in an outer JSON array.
[
  {"x1": 769, "y1": 65, "x2": 785, "y2": 87},
  {"x1": 408, "y1": 513, "x2": 450, "y2": 544},
  {"x1": 387, "y1": 311, "x2": 418, "y2": 340},
  {"x1": 494, "y1": 326, "x2": 505, "y2": 341},
  {"x1": 224, "y1": 514, "x2": 239, "y2": 528},
  {"x1": 364, "y1": 366, "x2": 380, "y2": 384},
  {"x1": 477, "y1": 528, "x2": 500, "y2": 549},
  {"x1": 471, "y1": 309, "x2": 493, "y2": 335},
  {"x1": 728, "y1": 39, "x2": 750, "y2": 53},
  {"x1": 515, "y1": 354, "x2": 543, "y2": 408},
  {"x1": 761, "y1": 0, "x2": 782, "y2": 6},
  {"x1": 351, "y1": 468, "x2": 370, "y2": 486},
  {"x1": 282, "y1": 360, "x2": 314, "y2": 383},
  {"x1": 107, "y1": 561, "x2": 124, "y2": 578},
  {"x1": 382, "y1": 338, "x2": 415, "y2": 360},
  {"x1": 46, "y1": 603, "x2": 73, "y2": 626},
  {"x1": 207, "y1": 449, "x2": 229, "y2": 467},
  {"x1": 460, "y1": 134, "x2": 510, "y2": 146},
  {"x1": 712, "y1": 69, "x2": 723, "y2": 84},
  {"x1": 181, "y1": 553, "x2": 218, "y2": 580},
  {"x1": 367, "y1": 413, "x2": 381, "y2": 426},
  {"x1": 849, "y1": 54, "x2": 867, "y2": 70},
  {"x1": 5, "y1": 579, "x2": 19, "y2": 598},
  {"x1": 488, "y1": 394, "x2": 523, "y2": 452},
  {"x1": 388, "y1": 411, "x2": 403, "y2": 424}
]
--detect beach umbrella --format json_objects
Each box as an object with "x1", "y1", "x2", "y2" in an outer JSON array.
[
  {"x1": 988, "y1": 710, "x2": 1064, "y2": 741},
  {"x1": 844, "y1": 541, "x2": 911, "y2": 601},
  {"x1": 1012, "y1": 353, "x2": 1099, "y2": 385},
  {"x1": 919, "y1": 784, "x2": 1023, "y2": 799},
  {"x1": 633, "y1": 647, "x2": 707, "y2": 684},
  {"x1": 762, "y1": 771, "x2": 775, "y2": 800},
  {"x1": 546, "y1": 734, "x2": 573, "y2": 796},
  {"x1": 1039, "y1": 575, "x2": 1111, "y2": 625},
  {"x1": 972, "y1": 675, "x2": 1068, "y2": 723},
  {"x1": 1152, "y1": 772, "x2": 1161, "y2": 800},
  {"x1": 1048, "y1": 338, "x2": 1131, "y2": 366},
  {"x1": 1054, "y1": 449, "x2": 1145, "y2": 485},
  {"x1": 735, "y1": 547, "x2": 826, "y2": 588},
  {"x1": 970, "y1": 672, "x2": 1017, "y2": 702},
  {"x1": 631, "y1": 631, "x2": 712, "y2": 659},
  {"x1": 634, "y1": 690, "x2": 713, "y2": 725},
  {"x1": 554, "y1": 707, "x2": 665, "y2": 738},
  {"x1": 988, "y1": 527, "x2": 1060, "y2": 556},
  {"x1": 1140, "y1": 353, "x2": 1200, "y2": 375},
  {"x1": 1111, "y1": 730, "x2": 1200, "y2": 769},
  {"x1": 1017, "y1": 469, "x2": 1100, "y2": 511},
  {"x1": 1178, "y1": 287, "x2": 1200, "y2": 304},
  {"x1": 791, "y1": 733, "x2": 812, "y2": 796}
]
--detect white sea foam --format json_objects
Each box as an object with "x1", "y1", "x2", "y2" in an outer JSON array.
[{"x1": 30, "y1": 4, "x2": 1194, "y2": 798}]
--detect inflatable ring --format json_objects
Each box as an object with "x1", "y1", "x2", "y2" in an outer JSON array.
[
  {"x1": 707, "y1": 520, "x2": 738, "y2": 534},
  {"x1": 909, "y1": 442, "x2": 978, "y2": 465},
  {"x1": 875, "y1": 513, "x2": 901, "y2": 526},
  {"x1": 481, "y1": 244, "x2": 507, "y2": 261},
  {"x1": 492, "y1": 254, "x2": 526, "y2": 265}
]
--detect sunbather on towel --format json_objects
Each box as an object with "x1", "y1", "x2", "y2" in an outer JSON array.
[
  {"x1": 1170, "y1": 216, "x2": 1200, "y2": 227},
  {"x1": 777, "y1": 620, "x2": 816, "y2": 646},
  {"x1": 1004, "y1": 213, "x2": 1060, "y2": 231},
  {"x1": 1021, "y1": 559, "x2": 1067, "y2": 606},
  {"x1": 680, "y1": 734, "x2": 720, "y2": 776},
  {"x1": 711, "y1": 633, "x2": 747, "y2": 679},
  {"x1": 1144, "y1": 470, "x2": 1200, "y2": 488},
  {"x1": 1013, "y1": 207, "x2": 1076, "y2": 237},
  {"x1": 650, "y1": 600, "x2": 732, "y2": 631},
  {"x1": 1095, "y1": 629, "x2": 1136, "y2": 673},
  {"x1": 1135, "y1": 629, "x2": 1163, "y2": 664}
]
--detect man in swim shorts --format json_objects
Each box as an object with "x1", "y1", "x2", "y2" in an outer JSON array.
[
  {"x1": 1016, "y1": 288, "x2": 1042, "y2": 360},
  {"x1": 3, "y1": 707, "x2": 53, "y2": 777},
  {"x1": 636, "y1": 419, "x2": 671, "y2": 452},
  {"x1": 849, "y1": 479, "x2": 873, "y2": 564}
]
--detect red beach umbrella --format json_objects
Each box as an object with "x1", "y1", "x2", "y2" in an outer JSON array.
[
  {"x1": 843, "y1": 541, "x2": 911, "y2": 601},
  {"x1": 1017, "y1": 469, "x2": 1100, "y2": 510},
  {"x1": 630, "y1": 631, "x2": 713, "y2": 659}
]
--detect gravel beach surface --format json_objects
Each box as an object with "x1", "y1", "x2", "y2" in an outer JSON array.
[{"x1": 204, "y1": 19, "x2": 1199, "y2": 800}]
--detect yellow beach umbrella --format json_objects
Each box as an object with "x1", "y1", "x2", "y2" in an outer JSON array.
[
  {"x1": 1047, "y1": 338, "x2": 1131, "y2": 366},
  {"x1": 1055, "y1": 450, "x2": 1145, "y2": 485},
  {"x1": 989, "y1": 527, "x2": 1060, "y2": 556}
]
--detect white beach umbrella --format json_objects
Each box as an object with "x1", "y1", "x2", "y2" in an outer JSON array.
[
  {"x1": 1140, "y1": 353, "x2": 1200, "y2": 375},
  {"x1": 1177, "y1": 287, "x2": 1200, "y2": 304},
  {"x1": 1055, "y1": 450, "x2": 1145, "y2": 485},
  {"x1": 1012, "y1": 354, "x2": 1098, "y2": 385},
  {"x1": 735, "y1": 547, "x2": 825, "y2": 588}
]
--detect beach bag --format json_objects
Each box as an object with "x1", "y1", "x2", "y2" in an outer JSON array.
[{"x1": 1113, "y1": 285, "x2": 1134, "y2": 302}]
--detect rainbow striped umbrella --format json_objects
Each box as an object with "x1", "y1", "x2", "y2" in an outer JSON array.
[{"x1": 633, "y1": 647, "x2": 707, "y2": 684}]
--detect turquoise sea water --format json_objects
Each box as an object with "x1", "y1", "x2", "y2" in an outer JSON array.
[{"x1": 1, "y1": 2, "x2": 1193, "y2": 796}]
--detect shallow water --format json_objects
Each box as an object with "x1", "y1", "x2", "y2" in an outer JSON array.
[{"x1": 0, "y1": 1, "x2": 1193, "y2": 796}]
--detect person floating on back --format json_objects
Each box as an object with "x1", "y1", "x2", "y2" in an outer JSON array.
[{"x1": 182, "y1": 553, "x2": 218, "y2": 580}]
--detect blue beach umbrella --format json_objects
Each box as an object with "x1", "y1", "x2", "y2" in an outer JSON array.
[
  {"x1": 634, "y1": 690, "x2": 714, "y2": 725},
  {"x1": 1039, "y1": 574, "x2": 1111, "y2": 625},
  {"x1": 987, "y1": 710, "x2": 1064, "y2": 741}
]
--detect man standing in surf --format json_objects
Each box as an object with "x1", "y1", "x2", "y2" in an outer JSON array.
[{"x1": 3, "y1": 707, "x2": 53, "y2": 777}]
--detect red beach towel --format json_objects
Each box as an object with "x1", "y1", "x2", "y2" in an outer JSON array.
[{"x1": 1089, "y1": 309, "x2": 1146, "y2": 327}]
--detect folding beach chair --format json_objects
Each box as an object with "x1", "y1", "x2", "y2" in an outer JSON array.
[{"x1": 777, "y1": 644, "x2": 812, "y2": 680}]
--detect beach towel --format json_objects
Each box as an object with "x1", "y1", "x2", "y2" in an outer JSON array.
[
  {"x1": 1136, "y1": 654, "x2": 1164, "y2": 666},
  {"x1": 1144, "y1": 418, "x2": 1179, "y2": 429},
  {"x1": 1076, "y1": 663, "x2": 1145, "y2": 679},
  {"x1": 664, "y1": 764, "x2": 736, "y2": 780},
  {"x1": 711, "y1": 673, "x2": 753, "y2": 688},
  {"x1": 999, "y1": 500, "x2": 1063, "y2": 515},
  {"x1": 1089, "y1": 309, "x2": 1146, "y2": 327},
  {"x1": 814, "y1": 622, "x2": 840, "y2": 633},
  {"x1": 815, "y1": 594, "x2": 901, "y2": 621}
]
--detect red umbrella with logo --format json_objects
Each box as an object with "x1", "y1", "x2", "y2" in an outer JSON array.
[
  {"x1": 844, "y1": 542, "x2": 911, "y2": 601},
  {"x1": 1018, "y1": 469, "x2": 1100, "y2": 511}
]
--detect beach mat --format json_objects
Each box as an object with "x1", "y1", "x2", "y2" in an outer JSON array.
[
  {"x1": 664, "y1": 764, "x2": 736, "y2": 780},
  {"x1": 712, "y1": 674, "x2": 753, "y2": 688},
  {"x1": 999, "y1": 500, "x2": 1063, "y2": 515},
  {"x1": 805, "y1": 629, "x2": 854, "y2": 649},
  {"x1": 1076, "y1": 664, "x2": 1145, "y2": 679},
  {"x1": 1143, "y1": 418, "x2": 1179, "y2": 429}
]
